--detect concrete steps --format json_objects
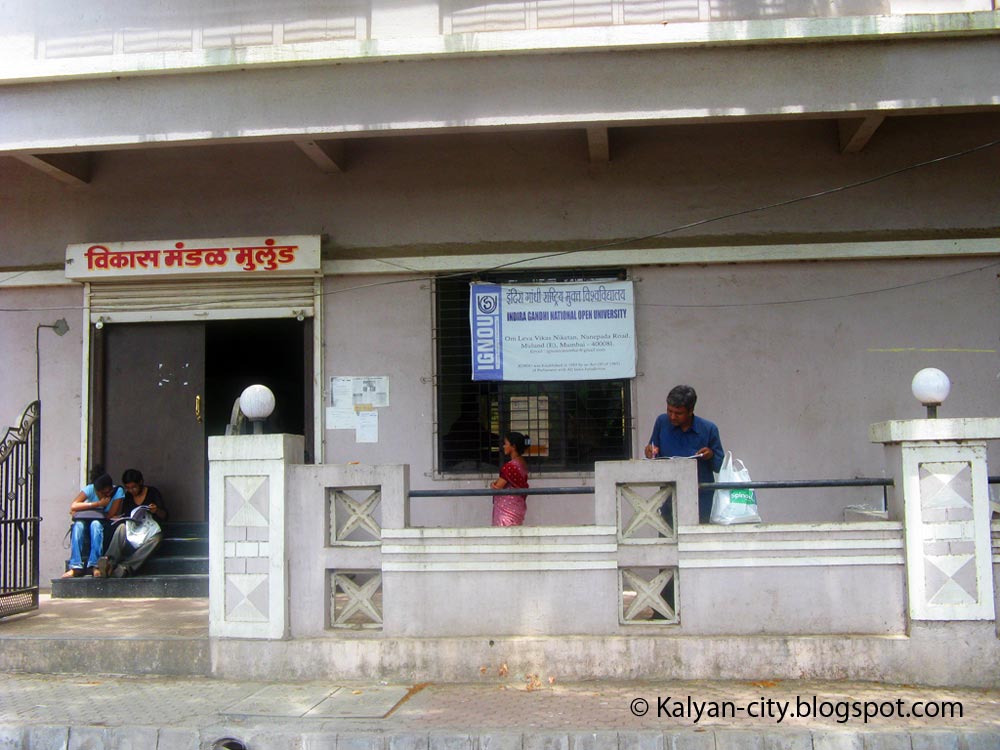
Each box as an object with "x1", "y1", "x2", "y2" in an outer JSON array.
[
  {"x1": 51, "y1": 522, "x2": 207, "y2": 599},
  {"x1": 49, "y1": 573, "x2": 208, "y2": 598}
]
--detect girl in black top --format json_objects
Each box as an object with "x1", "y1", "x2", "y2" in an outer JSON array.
[{"x1": 119, "y1": 468, "x2": 168, "y2": 523}]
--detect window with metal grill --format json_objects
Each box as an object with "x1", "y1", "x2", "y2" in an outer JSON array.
[{"x1": 435, "y1": 269, "x2": 632, "y2": 474}]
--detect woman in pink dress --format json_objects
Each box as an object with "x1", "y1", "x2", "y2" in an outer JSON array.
[{"x1": 491, "y1": 431, "x2": 529, "y2": 526}]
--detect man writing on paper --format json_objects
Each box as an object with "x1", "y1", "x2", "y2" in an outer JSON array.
[{"x1": 645, "y1": 384, "x2": 724, "y2": 523}]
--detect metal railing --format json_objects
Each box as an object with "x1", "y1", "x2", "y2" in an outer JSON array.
[
  {"x1": 411, "y1": 478, "x2": 895, "y2": 497},
  {"x1": 411, "y1": 476, "x2": 999, "y2": 509},
  {"x1": 0, "y1": 401, "x2": 41, "y2": 619},
  {"x1": 410, "y1": 487, "x2": 595, "y2": 497},
  {"x1": 703, "y1": 478, "x2": 894, "y2": 511}
]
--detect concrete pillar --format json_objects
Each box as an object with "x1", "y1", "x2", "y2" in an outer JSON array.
[
  {"x1": 208, "y1": 434, "x2": 304, "y2": 639},
  {"x1": 595, "y1": 458, "x2": 700, "y2": 529},
  {"x1": 870, "y1": 418, "x2": 1000, "y2": 622}
]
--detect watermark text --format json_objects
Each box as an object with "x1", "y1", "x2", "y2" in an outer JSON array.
[{"x1": 628, "y1": 695, "x2": 963, "y2": 725}]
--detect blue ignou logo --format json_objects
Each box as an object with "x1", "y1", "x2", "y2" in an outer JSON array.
[
  {"x1": 472, "y1": 286, "x2": 502, "y2": 379},
  {"x1": 476, "y1": 293, "x2": 499, "y2": 315}
]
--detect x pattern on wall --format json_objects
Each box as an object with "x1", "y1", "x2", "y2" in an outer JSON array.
[
  {"x1": 918, "y1": 461, "x2": 979, "y2": 609},
  {"x1": 224, "y1": 475, "x2": 271, "y2": 623}
]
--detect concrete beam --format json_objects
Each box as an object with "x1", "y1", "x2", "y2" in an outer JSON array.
[
  {"x1": 12, "y1": 152, "x2": 92, "y2": 184},
  {"x1": 839, "y1": 114, "x2": 887, "y2": 153},
  {"x1": 1, "y1": 37, "x2": 998, "y2": 153},
  {"x1": 586, "y1": 127, "x2": 610, "y2": 163},
  {"x1": 295, "y1": 139, "x2": 345, "y2": 173}
]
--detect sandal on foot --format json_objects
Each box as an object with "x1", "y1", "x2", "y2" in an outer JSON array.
[
  {"x1": 60, "y1": 568, "x2": 83, "y2": 578},
  {"x1": 95, "y1": 557, "x2": 112, "y2": 578}
]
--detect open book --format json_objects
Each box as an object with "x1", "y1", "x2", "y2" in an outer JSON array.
[{"x1": 111, "y1": 505, "x2": 151, "y2": 525}]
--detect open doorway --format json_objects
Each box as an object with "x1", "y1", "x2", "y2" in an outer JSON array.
[
  {"x1": 94, "y1": 317, "x2": 311, "y2": 521},
  {"x1": 205, "y1": 318, "x2": 308, "y2": 441}
]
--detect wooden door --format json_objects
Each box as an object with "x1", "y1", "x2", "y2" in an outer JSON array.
[{"x1": 99, "y1": 323, "x2": 206, "y2": 521}]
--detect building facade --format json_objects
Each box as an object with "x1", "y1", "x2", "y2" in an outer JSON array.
[{"x1": 1, "y1": 1, "x2": 998, "y2": 583}]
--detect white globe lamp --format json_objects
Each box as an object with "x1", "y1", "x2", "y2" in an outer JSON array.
[
  {"x1": 911, "y1": 368, "x2": 950, "y2": 419},
  {"x1": 239, "y1": 384, "x2": 276, "y2": 434}
]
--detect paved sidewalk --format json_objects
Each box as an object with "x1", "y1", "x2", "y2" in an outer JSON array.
[
  {"x1": 2, "y1": 671, "x2": 998, "y2": 749},
  {"x1": 0, "y1": 594, "x2": 208, "y2": 639},
  {"x1": 2, "y1": 597, "x2": 999, "y2": 749}
]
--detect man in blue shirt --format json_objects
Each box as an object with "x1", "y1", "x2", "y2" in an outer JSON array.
[{"x1": 644, "y1": 384, "x2": 724, "y2": 523}]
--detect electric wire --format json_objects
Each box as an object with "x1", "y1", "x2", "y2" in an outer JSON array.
[
  {"x1": 642, "y1": 258, "x2": 1000, "y2": 308},
  {"x1": 481, "y1": 137, "x2": 1000, "y2": 272},
  {"x1": 313, "y1": 136, "x2": 1000, "y2": 299}
]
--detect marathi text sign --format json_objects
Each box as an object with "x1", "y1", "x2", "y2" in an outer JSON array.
[
  {"x1": 470, "y1": 280, "x2": 636, "y2": 381},
  {"x1": 65, "y1": 235, "x2": 321, "y2": 280}
]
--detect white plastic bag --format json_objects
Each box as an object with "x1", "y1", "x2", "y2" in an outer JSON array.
[
  {"x1": 710, "y1": 451, "x2": 762, "y2": 525},
  {"x1": 125, "y1": 514, "x2": 161, "y2": 547}
]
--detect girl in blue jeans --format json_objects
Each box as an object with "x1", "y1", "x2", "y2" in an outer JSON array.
[{"x1": 61, "y1": 472, "x2": 124, "y2": 577}]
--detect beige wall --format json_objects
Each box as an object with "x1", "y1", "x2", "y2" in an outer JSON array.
[
  {"x1": 2, "y1": 0, "x2": 997, "y2": 589},
  {"x1": 633, "y1": 258, "x2": 999, "y2": 522},
  {"x1": 2, "y1": 112, "x2": 998, "y2": 580},
  {"x1": 318, "y1": 257, "x2": 998, "y2": 526},
  {"x1": 322, "y1": 273, "x2": 434, "y2": 473},
  {"x1": 0, "y1": 287, "x2": 86, "y2": 581},
  {"x1": 1, "y1": 254, "x2": 997, "y2": 580}
]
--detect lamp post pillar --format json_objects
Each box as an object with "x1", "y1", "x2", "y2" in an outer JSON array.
[
  {"x1": 870, "y1": 417, "x2": 1000, "y2": 622},
  {"x1": 208, "y1": 433, "x2": 303, "y2": 640}
]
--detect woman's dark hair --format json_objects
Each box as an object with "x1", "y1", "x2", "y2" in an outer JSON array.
[
  {"x1": 92, "y1": 473, "x2": 113, "y2": 491},
  {"x1": 505, "y1": 431, "x2": 526, "y2": 455},
  {"x1": 121, "y1": 468, "x2": 144, "y2": 485},
  {"x1": 88, "y1": 465, "x2": 106, "y2": 484}
]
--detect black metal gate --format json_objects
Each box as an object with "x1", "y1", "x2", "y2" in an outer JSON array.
[{"x1": 0, "y1": 401, "x2": 41, "y2": 618}]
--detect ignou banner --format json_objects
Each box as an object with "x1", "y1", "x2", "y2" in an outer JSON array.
[
  {"x1": 470, "y1": 280, "x2": 636, "y2": 381},
  {"x1": 470, "y1": 284, "x2": 504, "y2": 380}
]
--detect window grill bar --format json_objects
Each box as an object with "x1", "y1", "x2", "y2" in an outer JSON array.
[{"x1": 435, "y1": 269, "x2": 632, "y2": 474}]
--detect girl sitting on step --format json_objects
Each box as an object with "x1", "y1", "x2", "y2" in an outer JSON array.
[{"x1": 62, "y1": 470, "x2": 125, "y2": 577}]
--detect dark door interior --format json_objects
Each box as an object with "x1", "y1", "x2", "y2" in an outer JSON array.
[
  {"x1": 96, "y1": 318, "x2": 310, "y2": 522},
  {"x1": 204, "y1": 318, "x2": 308, "y2": 446}
]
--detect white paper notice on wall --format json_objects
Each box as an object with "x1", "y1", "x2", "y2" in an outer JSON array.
[
  {"x1": 327, "y1": 376, "x2": 390, "y2": 434},
  {"x1": 330, "y1": 375, "x2": 390, "y2": 409},
  {"x1": 325, "y1": 406, "x2": 358, "y2": 430},
  {"x1": 331, "y1": 377, "x2": 355, "y2": 409},
  {"x1": 356, "y1": 410, "x2": 378, "y2": 443}
]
